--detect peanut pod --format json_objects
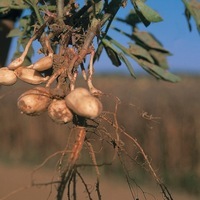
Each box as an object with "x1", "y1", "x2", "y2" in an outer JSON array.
[
  {"x1": 7, "y1": 57, "x2": 24, "y2": 70},
  {"x1": 32, "y1": 56, "x2": 53, "y2": 71},
  {"x1": 0, "y1": 67, "x2": 17, "y2": 86},
  {"x1": 65, "y1": 87, "x2": 102, "y2": 119},
  {"x1": 14, "y1": 67, "x2": 49, "y2": 85},
  {"x1": 48, "y1": 99, "x2": 73, "y2": 124},
  {"x1": 17, "y1": 87, "x2": 51, "y2": 116}
]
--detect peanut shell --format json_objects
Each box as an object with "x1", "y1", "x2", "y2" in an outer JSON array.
[
  {"x1": 0, "y1": 67, "x2": 17, "y2": 85},
  {"x1": 65, "y1": 87, "x2": 102, "y2": 119},
  {"x1": 17, "y1": 87, "x2": 51, "y2": 116},
  {"x1": 15, "y1": 67, "x2": 49, "y2": 84},
  {"x1": 48, "y1": 99, "x2": 73, "y2": 124},
  {"x1": 32, "y1": 56, "x2": 53, "y2": 71}
]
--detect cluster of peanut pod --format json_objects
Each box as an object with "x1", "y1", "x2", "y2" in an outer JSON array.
[
  {"x1": 0, "y1": 56, "x2": 103, "y2": 124},
  {"x1": 17, "y1": 86, "x2": 102, "y2": 124},
  {"x1": 0, "y1": 54, "x2": 53, "y2": 86}
]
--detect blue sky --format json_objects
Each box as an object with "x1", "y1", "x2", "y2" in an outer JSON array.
[{"x1": 7, "y1": 0, "x2": 200, "y2": 75}]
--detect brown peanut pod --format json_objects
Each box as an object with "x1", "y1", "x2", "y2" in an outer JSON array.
[
  {"x1": 0, "y1": 67, "x2": 17, "y2": 86},
  {"x1": 68, "y1": 87, "x2": 91, "y2": 98},
  {"x1": 7, "y1": 57, "x2": 24, "y2": 70},
  {"x1": 48, "y1": 99, "x2": 73, "y2": 124},
  {"x1": 32, "y1": 56, "x2": 53, "y2": 71},
  {"x1": 14, "y1": 67, "x2": 49, "y2": 85},
  {"x1": 65, "y1": 87, "x2": 103, "y2": 119},
  {"x1": 17, "y1": 87, "x2": 51, "y2": 116}
]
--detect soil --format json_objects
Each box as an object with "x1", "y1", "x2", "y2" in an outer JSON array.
[{"x1": 0, "y1": 162, "x2": 199, "y2": 200}]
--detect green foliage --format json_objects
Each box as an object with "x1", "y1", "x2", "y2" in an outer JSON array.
[
  {"x1": 7, "y1": 28, "x2": 22, "y2": 37},
  {"x1": 128, "y1": 43, "x2": 154, "y2": 63},
  {"x1": 0, "y1": 0, "x2": 193, "y2": 82},
  {"x1": 104, "y1": 35, "x2": 180, "y2": 82},
  {"x1": 103, "y1": 42, "x2": 122, "y2": 67},
  {"x1": 131, "y1": 0, "x2": 163, "y2": 26},
  {"x1": 182, "y1": 0, "x2": 200, "y2": 32},
  {"x1": 0, "y1": 0, "x2": 28, "y2": 14}
]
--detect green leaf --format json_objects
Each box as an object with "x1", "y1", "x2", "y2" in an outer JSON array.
[
  {"x1": 19, "y1": 17, "x2": 30, "y2": 28},
  {"x1": 0, "y1": 1, "x2": 10, "y2": 14},
  {"x1": 184, "y1": 7, "x2": 192, "y2": 31},
  {"x1": 12, "y1": 0, "x2": 25, "y2": 6},
  {"x1": 139, "y1": 60, "x2": 181, "y2": 82},
  {"x1": 182, "y1": 0, "x2": 200, "y2": 32},
  {"x1": 104, "y1": 35, "x2": 180, "y2": 82},
  {"x1": 102, "y1": 40, "x2": 121, "y2": 67},
  {"x1": 94, "y1": 0, "x2": 104, "y2": 16},
  {"x1": 102, "y1": 38, "x2": 136, "y2": 77},
  {"x1": 7, "y1": 28, "x2": 22, "y2": 37},
  {"x1": 149, "y1": 49, "x2": 170, "y2": 69},
  {"x1": 94, "y1": 43, "x2": 104, "y2": 62},
  {"x1": 128, "y1": 43, "x2": 154, "y2": 63},
  {"x1": 134, "y1": 0, "x2": 163, "y2": 22},
  {"x1": 133, "y1": 30, "x2": 170, "y2": 53},
  {"x1": 131, "y1": 0, "x2": 162, "y2": 26},
  {"x1": 104, "y1": 45, "x2": 121, "y2": 67},
  {"x1": 19, "y1": 15, "x2": 33, "y2": 35},
  {"x1": 0, "y1": 1, "x2": 10, "y2": 8},
  {"x1": 115, "y1": 10, "x2": 141, "y2": 28},
  {"x1": 134, "y1": 6, "x2": 150, "y2": 26},
  {"x1": 0, "y1": 7, "x2": 10, "y2": 15},
  {"x1": 118, "y1": 53, "x2": 136, "y2": 78},
  {"x1": 0, "y1": 0, "x2": 28, "y2": 12}
]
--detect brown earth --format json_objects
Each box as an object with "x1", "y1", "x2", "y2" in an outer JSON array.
[{"x1": 0, "y1": 162, "x2": 199, "y2": 200}]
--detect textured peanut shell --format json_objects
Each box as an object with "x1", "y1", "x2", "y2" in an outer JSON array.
[
  {"x1": 48, "y1": 99, "x2": 73, "y2": 124},
  {"x1": 32, "y1": 56, "x2": 53, "y2": 71},
  {"x1": 17, "y1": 87, "x2": 51, "y2": 116},
  {"x1": 14, "y1": 67, "x2": 49, "y2": 84},
  {"x1": 65, "y1": 88, "x2": 102, "y2": 119},
  {"x1": 8, "y1": 57, "x2": 23, "y2": 70},
  {"x1": 0, "y1": 67, "x2": 17, "y2": 85}
]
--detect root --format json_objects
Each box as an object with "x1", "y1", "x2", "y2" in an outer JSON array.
[
  {"x1": 85, "y1": 139, "x2": 101, "y2": 200},
  {"x1": 57, "y1": 126, "x2": 86, "y2": 200},
  {"x1": 76, "y1": 170, "x2": 93, "y2": 200},
  {"x1": 101, "y1": 114, "x2": 173, "y2": 200},
  {"x1": 87, "y1": 49, "x2": 102, "y2": 95}
]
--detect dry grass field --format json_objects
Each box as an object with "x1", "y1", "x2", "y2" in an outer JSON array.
[{"x1": 0, "y1": 75, "x2": 200, "y2": 199}]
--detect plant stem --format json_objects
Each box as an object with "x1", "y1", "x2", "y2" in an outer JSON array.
[
  {"x1": 75, "y1": 18, "x2": 101, "y2": 66},
  {"x1": 57, "y1": 0, "x2": 64, "y2": 19},
  {"x1": 24, "y1": 0, "x2": 43, "y2": 25},
  {"x1": 32, "y1": 5, "x2": 43, "y2": 25}
]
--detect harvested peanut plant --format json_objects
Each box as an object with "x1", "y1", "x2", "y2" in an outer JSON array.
[{"x1": 2, "y1": 0, "x2": 198, "y2": 199}]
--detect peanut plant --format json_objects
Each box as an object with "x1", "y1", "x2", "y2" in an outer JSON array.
[{"x1": 0, "y1": 0, "x2": 199, "y2": 200}]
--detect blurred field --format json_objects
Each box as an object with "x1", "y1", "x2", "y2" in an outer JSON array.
[
  {"x1": 0, "y1": 75, "x2": 200, "y2": 199},
  {"x1": 0, "y1": 162, "x2": 199, "y2": 200}
]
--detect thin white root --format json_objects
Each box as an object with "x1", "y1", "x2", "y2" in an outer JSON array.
[
  {"x1": 87, "y1": 49, "x2": 102, "y2": 95},
  {"x1": 8, "y1": 36, "x2": 36, "y2": 70}
]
